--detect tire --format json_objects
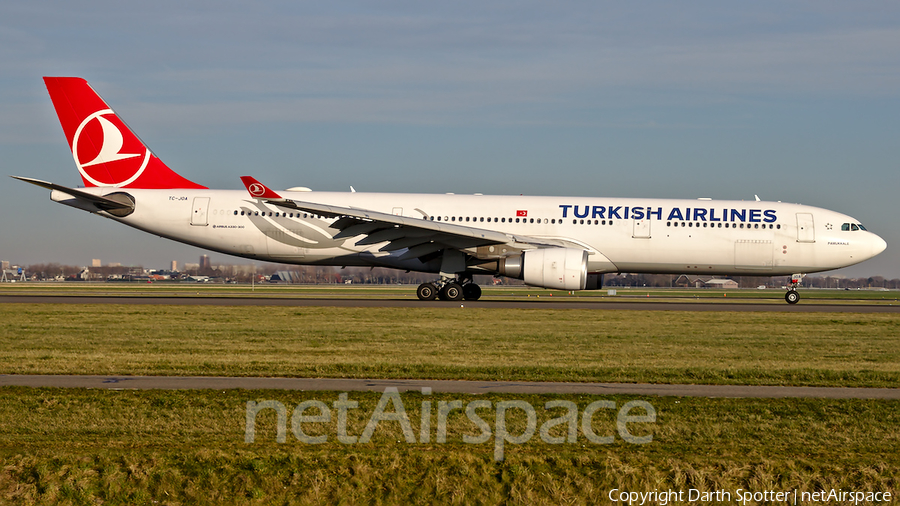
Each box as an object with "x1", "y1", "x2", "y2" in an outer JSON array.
[
  {"x1": 785, "y1": 290, "x2": 800, "y2": 304},
  {"x1": 417, "y1": 283, "x2": 438, "y2": 301},
  {"x1": 462, "y1": 283, "x2": 482, "y2": 301},
  {"x1": 440, "y1": 282, "x2": 463, "y2": 301}
]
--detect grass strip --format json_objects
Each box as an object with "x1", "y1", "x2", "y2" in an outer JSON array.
[
  {"x1": 1, "y1": 305, "x2": 898, "y2": 387},
  {"x1": 0, "y1": 387, "x2": 897, "y2": 505}
]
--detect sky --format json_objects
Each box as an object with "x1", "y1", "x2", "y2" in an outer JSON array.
[{"x1": 1, "y1": 1, "x2": 899, "y2": 278}]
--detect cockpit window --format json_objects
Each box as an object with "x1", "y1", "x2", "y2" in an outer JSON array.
[{"x1": 842, "y1": 222, "x2": 867, "y2": 231}]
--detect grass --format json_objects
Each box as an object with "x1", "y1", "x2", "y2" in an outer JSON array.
[
  {"x1": 0, "y1": 387, "x2": 897, "y2": 504},
  {"x1": 1, "y1": 304, "x2": 899, "y2": 387},
  {"x1": 1, "y1": 294, "x2": 898, "y2": 503}
]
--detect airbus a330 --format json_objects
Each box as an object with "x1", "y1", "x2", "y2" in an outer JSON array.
[{"x1": 14, "y1": 77, "x2": 888, "y2": 303}]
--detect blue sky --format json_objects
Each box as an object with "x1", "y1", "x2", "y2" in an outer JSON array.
[{"x1": 2, "y1": 1, "x2": 899, "y2": 277}]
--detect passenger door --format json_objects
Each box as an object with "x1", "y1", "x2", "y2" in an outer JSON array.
[
  {"x1": 191, "y1": 197, "x2": 209, "y2": 226},
  {"x1": 796, "y1": 213, "x2": 815, "y2": 243}
]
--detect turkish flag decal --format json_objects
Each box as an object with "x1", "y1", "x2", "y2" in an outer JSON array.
[{"x1": 516, "y1": 210, "x2": 528, "y2": 217}]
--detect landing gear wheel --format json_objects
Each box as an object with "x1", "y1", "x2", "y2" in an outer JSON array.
[
  {"x1": 417, "y1": 283, "x2": 438, "y2": 301},
  {"x1": 462, "y1": 283, "x2": 482, "y2": 301},
  {"x1": 785, "y1": 290, "x2": 800, "y2": 304},
  {"x1": 439, "y1": 282, "x2": 463, "y2": 301}
]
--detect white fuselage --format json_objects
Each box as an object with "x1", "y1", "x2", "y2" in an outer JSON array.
[{"x1": 54, "y1": 187, "x2": 887, "y2": 279}]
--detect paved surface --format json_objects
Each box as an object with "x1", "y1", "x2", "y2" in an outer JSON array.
[
  {"x1": 1, "y1": 294, "x2": 899, "y2": 312},
  {"x1": 3, "y1": 375, "x2": 898, "y2": 399}
]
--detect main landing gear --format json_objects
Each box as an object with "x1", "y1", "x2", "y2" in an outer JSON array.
[
  {"x1": 416, "y1": 278, "x2": 482, "y2": 301},
  {"x1": 784, "y1": 273, "x2": 804, "y2": 304}
]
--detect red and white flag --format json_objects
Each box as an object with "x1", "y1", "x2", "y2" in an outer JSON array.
[{"x1": 516, "y1": 210, "x2": 528, "y2": 217}]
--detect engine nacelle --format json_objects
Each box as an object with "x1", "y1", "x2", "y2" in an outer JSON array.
[{"x1": 498, "y1": 248, "x2": 588, "y2": 290}]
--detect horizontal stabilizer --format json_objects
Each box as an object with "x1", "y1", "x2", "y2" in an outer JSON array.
[{"x1": 11, "y1": 176, "x2": 135, "y2": 215}]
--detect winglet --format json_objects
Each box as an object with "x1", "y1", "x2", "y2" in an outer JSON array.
[{"x1": 240, "y1": 176, "x2": 282, "y2": 199}]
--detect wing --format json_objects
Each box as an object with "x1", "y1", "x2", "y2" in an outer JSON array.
[{"x1": 239, "y1": 176, "x2": 566, "y2": 261}]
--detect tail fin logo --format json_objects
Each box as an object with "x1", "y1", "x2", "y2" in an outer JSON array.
[
  {"x1": 247, "y1": 183, "x2": 267, "y2": 197},
  {"x1": 73, "y1": 109, "x2": 150, "y2": 187}
]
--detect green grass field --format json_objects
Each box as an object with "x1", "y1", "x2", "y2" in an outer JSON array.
[
  {"x1": 1, "y1": 388, "x2": 897, "y2": 505},
  {"x1": 1, "y1": 288, "x2": 898, "y2": 503},
  {"x1": 1, "y1": 303, "x2": 898, "y2": 387}
]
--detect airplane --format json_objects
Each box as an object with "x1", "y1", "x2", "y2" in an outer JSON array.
[{"x1": 13, "y1": 77, "x2": 887, "y2": 303}]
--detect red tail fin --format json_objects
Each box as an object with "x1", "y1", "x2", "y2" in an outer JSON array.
[{"x1": 43, "y1": 77, "x2": 206, "y2": 189}]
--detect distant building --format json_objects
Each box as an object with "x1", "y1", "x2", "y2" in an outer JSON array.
[
  {"x1": 704, "y1": 278, "x2": 739, "y2": 289},
  {"x1": 171, "y1": 260, "x2": 178, "y2": 272},
  {"x1": 200, "y1": 255, "x2": 211, "y2": 270},
  {"x1": 92, "y1": 259, "x2": 101, "y2": 267},
  {"x1": 674, "y1": 275, "x2": 738, "y2": 289},
  {"x1": 1, "y1": 261, "x2": 8, "y2": 270},
  {"x1": 270, "y1": 271, "x2": 301, "y2": 283}
]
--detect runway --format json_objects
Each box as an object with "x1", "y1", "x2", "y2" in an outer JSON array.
[
  {"x1": 2, "y1": 374, "x2": 898, "y2": 399},
  {"x1": 2, "y1": 294, "x2": 899, "y2": 312}
]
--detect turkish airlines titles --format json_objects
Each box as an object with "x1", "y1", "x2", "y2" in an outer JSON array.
[{"x1": 558, "y1": 205, "x2": 778, "y2": 223}]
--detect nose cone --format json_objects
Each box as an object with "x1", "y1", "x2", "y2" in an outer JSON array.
[{"x1": 872, "y1": 234, "x2": 887, "y2": 257}]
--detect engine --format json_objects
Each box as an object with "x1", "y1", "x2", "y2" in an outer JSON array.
[{"x1": 497, "y1": 248, "x2": 588, "y2": 290}]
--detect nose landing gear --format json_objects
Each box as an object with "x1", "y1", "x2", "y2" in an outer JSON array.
[{"x1": 784, "y1": 273, "x2": 804, "y2": 304}]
